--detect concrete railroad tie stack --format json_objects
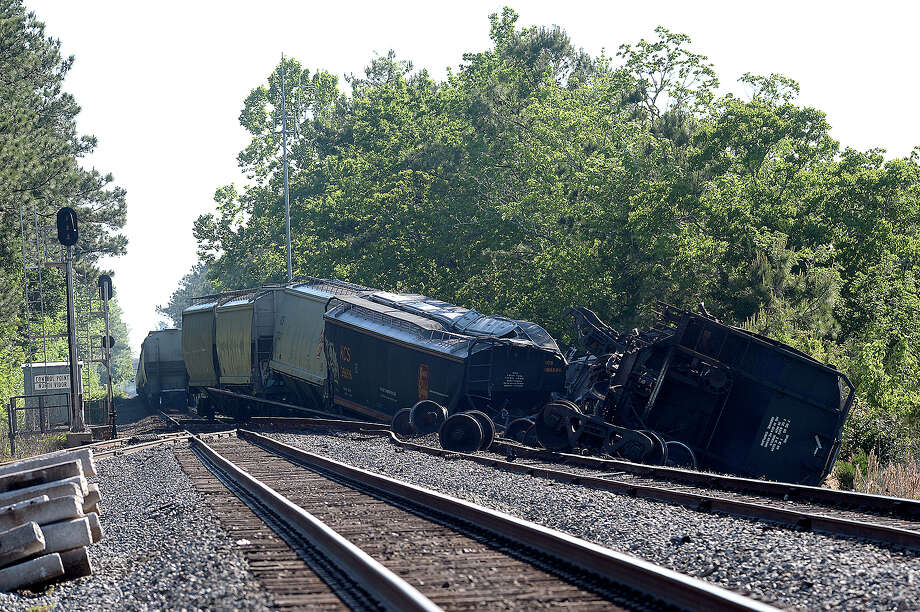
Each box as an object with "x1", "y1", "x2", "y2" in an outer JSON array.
[{"x1": 0, "y1": 448, "x2": 102, "y2": 591}]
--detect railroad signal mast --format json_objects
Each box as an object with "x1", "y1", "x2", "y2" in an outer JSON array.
[
  {"x1": 55, "y1": 207, "x2": 84, "y2": 432},
  {"x1": 18, "y1": 200, "x2": 113, "y2": 439},
  {"x1": 98, "y1": 274, "x2": 116, "y2": 439}
]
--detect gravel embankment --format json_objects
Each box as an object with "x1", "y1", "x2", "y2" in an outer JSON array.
[
  {"x1": 269, "y1": 430, "x2": 920, "y2": 611},
  {"x1": 0, "y1": 445, "x2": 272, "y2": 611}
]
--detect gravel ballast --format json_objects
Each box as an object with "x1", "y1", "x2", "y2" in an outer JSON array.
[
  {"x1": 0, "y1": 444, "x2": 273, "y2": 611},
  {"x1": 269, "y1": 430, "x2": 920, "y2": 611}
]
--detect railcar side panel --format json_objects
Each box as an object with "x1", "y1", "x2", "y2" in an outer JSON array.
[
  {"x1": 215, "y1": 303, "x2": 254, "y2": 385},
  {"x1": 182, "y1": 303, "x2": 219, "y2": 388},
  {"x1": 324, "y1": 318, "x2": 466, "y2": 421}
]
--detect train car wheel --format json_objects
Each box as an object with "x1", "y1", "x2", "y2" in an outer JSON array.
[
  {"x1": 534, "y1": 402, "x2": 575, "y2": 451},
  {"x1": 504, "y1": 418, "x2": 534, "y2": 443},
  {"x1": 391, "y1": 408, "x2": 415, "y2": 437},
  {"x1": 665, "y1": 441, "x2": 698, "y2": 470},
  {"x1": 439, "y1": 413, "x2": 483, "y2": 453},
  {"x1": 409, "y1": 400, "x2": 447, "y2": 434},
  {"x1": 464, "y1": 411, "x2": 495, "y2": 451},
  {"x1": 640, "y1": 430, "x2": 669, "y2": 466}
]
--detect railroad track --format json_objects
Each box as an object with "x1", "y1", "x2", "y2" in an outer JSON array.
[
  {"x1": 159, "y1": 410, "x2": 920, "y2": 551},
  {"x1": 180, "y1": 428, "x2": 775, "y2": 611},
  {"x1": 151, "y1": 408, "x2": 920, "y2": 551},
  {"x1": 385, "y1": 434, "x2": 920, "y2": 551}
]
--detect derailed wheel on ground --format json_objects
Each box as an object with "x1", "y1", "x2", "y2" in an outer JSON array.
[
  {"x1": 391, "y1": 408, "x2": 415, "y2": 437},
  {"x1": 640, "y1": 430, "x2": 669, "y2": 466},
  {"x1": 504, "y1": 418, "x2": 535, "y2": 443},
  {"x1": 534, "y1": 401, "x2": 576, "y2": 451},
  {"x1": 665, "y1": 440, "x2": 698, "y2": 469},
  {"x1": 464, "y1": 411, "x2": 495, "y2": 451},
  {"x1": 409, "y1": 400, "x2": 448, "y2": 434},
  {"x1": 439, "y1": 413, "x2": 483, "y2": 453}
]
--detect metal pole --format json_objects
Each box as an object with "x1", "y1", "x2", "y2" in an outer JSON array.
[
  {"x1": 65, "y1": 245, "x2": 84, "y2": 432},
  {"x1": 102, "y1": 291, "x2": 116, "y2": 439},
  {"x1": 8, "y1": 398, "x2": 15, "y2": 456},
  {"x1": 281, "y1": 56, "x2": 293, "y2": 282}
]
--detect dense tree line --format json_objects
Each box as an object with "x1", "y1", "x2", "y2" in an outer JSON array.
[
  {"x1": 0, "y1": 1, "x2": 131, "y2": 407},
  {"x1": 192, "y1": 9, "x2": 920, "y2": 461}
]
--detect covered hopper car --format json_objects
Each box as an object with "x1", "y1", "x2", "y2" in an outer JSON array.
[
  {"x1": 178, "y1": 279, "x2": 566, "y2": 450},
  {"x1": 136, "y1": 329, "x2": 187, "y2": 409},
  {"x1": 181, "y1": 278, "x2": 370, "y2": 418},
  {"x1": 323, "y1": 291, "x2": 566, "y2": 443}
]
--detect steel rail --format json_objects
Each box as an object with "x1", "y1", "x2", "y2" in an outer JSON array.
[
  {"x1": 388, "y1": 434, "x2": 920, "y2": 550},
  {"x1": 94, "y1": 430, "x2": 235, "y2": 460},
  {"x1": 204, "y1": 386, "x2": 357, "y2": 420},
  {"x1": 170, "y1": 407, "x2": 920, "y2": 526},
  {"x1": 487, "y1": 437, "x2": 920, "y2": 520},
  {"x1": 189, "y1": 433, "x2": 440, "y2": 612},
  {"x1": 239, "y1": 428, "x2": 778, "y2": 612}
]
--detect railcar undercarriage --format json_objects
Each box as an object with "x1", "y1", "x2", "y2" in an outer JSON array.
[{"x1": 526, "y1": 304, "x2": 854, "y2": 485}]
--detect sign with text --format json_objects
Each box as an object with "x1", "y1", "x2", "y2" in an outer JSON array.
[{"x1": 33, "y1": 373, "x2": 70, "y2": 391}]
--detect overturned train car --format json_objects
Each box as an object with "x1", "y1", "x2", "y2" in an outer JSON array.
[{"x1": 537, "y1": 305, "x2": 854, "y2": 485}]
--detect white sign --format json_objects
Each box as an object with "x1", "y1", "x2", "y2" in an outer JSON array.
[{"x1": 34, "y1": 373, "x2": 70, "y2": 391}]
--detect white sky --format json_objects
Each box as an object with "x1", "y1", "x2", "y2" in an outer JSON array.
[{"x1": 26, "y1": 0, "x2": 920, "y2": 353}]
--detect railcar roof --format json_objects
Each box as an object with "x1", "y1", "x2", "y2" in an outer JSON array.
[
  {"x1": 329, "y1": 295, "x2": 446, "y2": 331},
  {"x1": 183, "y1": 300, "x2": 218, "y2": 314},
  {"x1": 326, "y1": 295, "x2": 471, "y2": 357},
  {"x1": 367, "y1": 291, "x2": 559, "y2": 350},
  {"x1": 288, "y1": 278, "x2": 369, "y2": 299},
  {"x1": 290, "y1": 277, "x2": 370, "y2": 296}
]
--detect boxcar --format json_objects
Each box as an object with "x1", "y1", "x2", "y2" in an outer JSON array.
[
  {"x1": 136, "y1": 329, "x2": 187, "y2": 409},
  {"x1": 323, "y1": 291, "x2": 566, "y2": 423}
]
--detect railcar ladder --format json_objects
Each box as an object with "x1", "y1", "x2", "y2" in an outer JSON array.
[{"x1": 463, "y1": 339, "x2": 496, "y2": 410}]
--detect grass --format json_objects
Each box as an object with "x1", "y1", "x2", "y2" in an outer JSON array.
[
  {"x1": 0, "y1": 432, "x2": 68, "y2": 462},
  {"x1": 830, "y1": 450, "x2": 920, "y2": 500}
]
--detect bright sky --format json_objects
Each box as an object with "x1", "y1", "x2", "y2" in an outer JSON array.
[{"x1": 26, "y1": 0, "x2": 920, "y2": 353}]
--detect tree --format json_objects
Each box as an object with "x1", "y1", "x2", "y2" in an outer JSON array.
[
  {"x1": 157, "y1": 263, "x2": 215, "y2": 327},
  {"x1": 0, "y1": 1, "x2": 127, "y2": 410}
]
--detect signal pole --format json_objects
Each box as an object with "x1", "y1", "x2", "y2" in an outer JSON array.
[
  {"x1": 99, "y1": 275, "x2": 116, "y2": 439},
  {"x1": 56, "y1": 207, "x2": 84, "y2": 432},
  {"x1": 64, "y1": 245, "x2": 83, "y2": 431}
]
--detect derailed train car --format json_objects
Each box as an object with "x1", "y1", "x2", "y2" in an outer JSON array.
[
  {"x1": 323, "y1": 291, "x2": 566, "y2": 448},
  {"x1": 270, "y1": 278, "x2": 369, "y2": 408},
  {"x1": 183, "y1": 287, "x2": 288, "y2": 418},
  {"x1": 535, "y1": 304, "x2": 854, "y2": 485},
  {"x1": 173, "y1": 276, "x2": 853, "y2": 484},
  {"x1": 136, "y1": 329, "x2": 187, "y2": 409}
]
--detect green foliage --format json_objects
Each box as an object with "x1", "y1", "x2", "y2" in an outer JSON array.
[
  {"x1": 192, "y1": 8, "x2": 920, "y2": 462},
  {"x1": 157, "y1": 263, "x2": 215, "y2": 327},
  {"x1": 834, "y1": 461, "x2": 856, "y2": 490}
]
